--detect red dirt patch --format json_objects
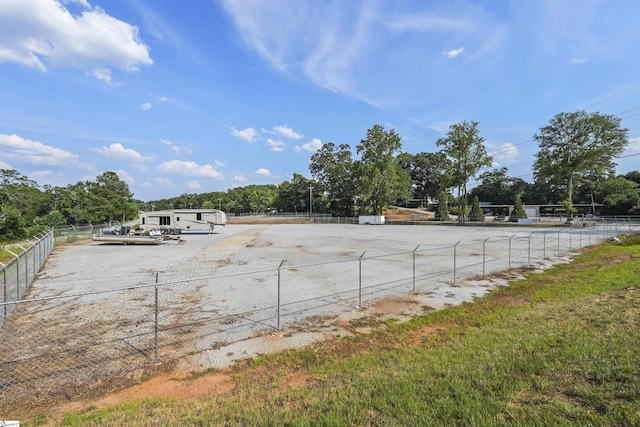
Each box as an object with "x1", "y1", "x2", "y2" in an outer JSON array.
[{"x1": 45, "y1": 369, "x2": 235, "y2": 424}]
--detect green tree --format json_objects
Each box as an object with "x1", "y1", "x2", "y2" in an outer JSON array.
[
  {"x1": 469, "y1": 168, "x2": 527, "y2": 205},
  {"x1": 533, "y1": 111, "x2": 629, "y2": 220},
  {"x1": 201, "y1": 200, "x2": 215, "y2": 209},
  {"x1": 356, "y1": 125, "x2": 410, "y2": 215},
  {"x1": 87, "y1": 171, "x2": 137, "y2": 223},
  {"x1": 597, "y1": 177, "x2": 640, "y2": 215},
  {"x1": 0, "y1": 169, "x2": 48, "y2": 238},
  {"x1": 399, "y1": 151, "x2": 450, "y2": 206},
  {"x1": 436, "y1": 121, "x2": 493, "y2": 225},
  {"x1": 310, "y1": 143, "x2": 357, "y2": 216},
  {"x1": 434, "y1": 190, "x2": 450, "y2": 221},
  {"x1": 509, "y1": 194, "x2": 527, "y2": 222},
  {"x1": 275, "y1": 174, "x2": 313, "y2": 213},
  {"x1": 468, "y1": 195, "x2": 485, "y2": 222}
]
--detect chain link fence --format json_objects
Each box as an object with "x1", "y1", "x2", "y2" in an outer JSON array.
[{"x1": 0, "y1": 221, "x2": 637, "y2": 410}]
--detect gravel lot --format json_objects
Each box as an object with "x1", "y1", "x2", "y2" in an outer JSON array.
[{"x1": 2, "y1": 223, "x2": 596, "y2": 408}]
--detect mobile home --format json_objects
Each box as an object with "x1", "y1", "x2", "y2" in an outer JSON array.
[{"x1": 139, "y1": 209, "x2": 227, "y2": 234}]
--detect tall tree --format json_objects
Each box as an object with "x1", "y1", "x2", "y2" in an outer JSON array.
[
  {"x1": 399, "y1": 152, "x2": 450, "y2": 205},
  {"x1": 436, "y1": 121, "x2": 492, "y2": 225},
  {"x1": 356, "y1": 125, "x2": 410, "y2": 215},
  {"x1": 275, "y1": 174, "x2": 313, "y2": 213},
  {"x1": 309, "y1": 143, "x2": 357, "y2": 216},
  {"x1": 87, "y1": 171, "x2": 137, "y2": 223},
  {"x1": 533, "y1": 111, "x2": 628, "y2": 219},
  {"x1": 470, "y1": 167, "x2": 527, "y2": 205}
]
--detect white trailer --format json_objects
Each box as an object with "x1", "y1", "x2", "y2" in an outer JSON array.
[
  {"x1": 358, "y1": 215, "x2": 385, "y2": 225},
  {"x1": 139, "y1": 209, "x2": 227, "y2": 234}
]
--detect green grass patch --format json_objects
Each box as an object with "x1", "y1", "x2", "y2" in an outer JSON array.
[{"x1": 29, "y1": 239, "x2": 640, "y2": 426}]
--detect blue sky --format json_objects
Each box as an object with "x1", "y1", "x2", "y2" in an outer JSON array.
[{"x1": 1, "y1": 0, "x2": 639, "y2": 201}]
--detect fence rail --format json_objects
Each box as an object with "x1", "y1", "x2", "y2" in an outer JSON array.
[{"x1": 0, "y1": 221, "x2": 638, "y2": 408}]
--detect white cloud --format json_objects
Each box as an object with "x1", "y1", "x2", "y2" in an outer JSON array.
[
  {"x1": 187, "y1": 180, "x2": 201, "y2": 190},
  {"x1": 444, "y1": 47, "x2": 464, "y2": 58},
  {"x1": 255, "y1": 168, "x2": 271, "y2": 176},
  {"x1": 0, "y1": 160, "x2": 13, "y2": 169},
  {"x1": 141, "y1": 102, "x2": 152, "y2": 110},
  {"x1": 273, "y1": 125, "x2": 303, "y2": 139},
  {"x1": 96, "y1": 143, "x2": 145, "y2": 163},
  {"x1": 114, "y1": 169, "x2": 135, "y2": 185},
  {"x1": 231, "y1": 126, "x2": 259, "y2": 143},
  {"x1": 626, "y1": 136, "x2": 640, "y2": 152},
  {"x1": 293, "y1": 138, "x2": 323, "y2": 153},
  {"x1": 92, "y1": 67, "x2": 113, "y2": 84},
  {"x1": 214, "y1": 159, "x2": 225, "y2": 167},
  {"x1": 233, "y1": 175, "x2": 248, "y2": 183},
  {"x1": 0, "y1": 0, "x2": 152, "y2": 79},
  {"x1": 159, "y1": 138, "x2": 193, "y2": 155},
  {"x1": 268, "y1": 138, "x2": 286, "y2": 152},
  {"x1": 490, "y1": 142, "x2": 519, "y2": 165},
  {"x1": 159, "y1": 96, "x2": 168, "y2": 102},
  {"x1": 0, "y1": 133, "x2": 81, "y2": 167},
  {"x1": 428, "y1": 121, "x2": 454, "y2": 134},
  {"x1": 154, "y1": 177, "x2": 176, "y2": 189},
  {"x1": 157, "y1": 160, "x2": 224, "y2": 179}
]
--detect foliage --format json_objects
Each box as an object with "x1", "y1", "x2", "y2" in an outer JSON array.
[
  {"x1": 275, "y1": 174, "x2": 322, "y2": 214},
  {"x1": 398, "y1": 151, "x2": 450, "y2": 203},
  {"x1": 470, "y1": 167, "x2": 527, "y2": 205},
  {"x1": 468, "y1": 195, "x2": 485, "y2": 221},
  {"x1": 86, "y1": 171, "x2": 138, "y2": 223},
  {"x1": 436, "y1": 121, "x2": 492, "y2": 225},
  {"x1": 597, "y1": 176, "x2": 640, "y2": 215},
  {"x1": 309, "y1": 143, "x2": 357, "y2": 216},
  {"x1": 533, "y1": 110, "x2": 629, "y2": 216},
  {"x1": 356, "y1": 125, "x2": 410, "y2": 215},
  {"x1": 434, "y1": 190, "x2": 450, "y2": 221},
  {"x1": 509, "y1": 194, "x2": 527, "y2": 221}
]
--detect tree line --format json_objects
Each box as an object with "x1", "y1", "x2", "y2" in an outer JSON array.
[{"x1": 2, "y1": 110, "x2": 639, "y2": 242}]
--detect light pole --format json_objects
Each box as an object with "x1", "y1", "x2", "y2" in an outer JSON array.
[{"x1": 308, "y1": 185, "x2": 313, "y2": 216}]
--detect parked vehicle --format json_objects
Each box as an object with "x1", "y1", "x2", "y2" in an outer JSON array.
[{"x1": 138, "y1": 209, "x2": 227, "y2": 234}]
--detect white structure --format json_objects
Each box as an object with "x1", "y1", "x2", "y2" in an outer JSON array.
[
  {"x1": 359, "y1": 215, "x2": 385, "y2": 225},
  {"x1": 139, "y1": 209, "x2": 227, "y2": 234}
]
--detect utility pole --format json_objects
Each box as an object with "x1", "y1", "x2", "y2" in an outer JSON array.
[{"x1": 308, "y1": 185, "x2": 313, "y2": 215}]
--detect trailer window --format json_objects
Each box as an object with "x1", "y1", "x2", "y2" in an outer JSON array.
[
  {"x1": 197, "y1": 213, "x2": 202, "y2": 220},
  {"x1": 142, "y1": 217, "x2": 145, "y2": 225},
  {"x1": 176, "y1": 217, "x2": 180, "y2": 222},
  {"x1": 160, "y1": 216, "x2": 171, "y2": 226}
]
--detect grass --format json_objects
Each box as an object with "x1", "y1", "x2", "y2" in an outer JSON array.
[{"x1": 27, "y1": 237, "x2": 640, "y2": 426}]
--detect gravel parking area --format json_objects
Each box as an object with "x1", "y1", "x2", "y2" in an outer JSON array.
[{"x1": 2, "y1": 223, "x2": 590, "y2": 408}]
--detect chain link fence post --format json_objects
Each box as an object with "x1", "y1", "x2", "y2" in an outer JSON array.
[
  {"x1": 509, "y1": 235, "x2": 515, "y2": 270},
  {"x1": 412, "y1": 245, "x2": 420, "y2": 295},
  {"x1": 154, "y1": 272, "x2": 159, "y2": 363},
  {"x1": 482, "y1": 237, "x2": 490, "y2": 277},
  {"x1": 359, "y1": 252, "x2": 366, "y2": 307},
  {"x1": 453, "y1": 241, "x2": 460, "y2": 284},
  {"x1": 277, "y1": 260, "x2": 285, "y2": 330}
]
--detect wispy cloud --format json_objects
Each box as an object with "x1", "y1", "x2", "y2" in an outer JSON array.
[
  {"x1": 230, "y1": 126, "x2": 259, "y2": 143},
  {"x1": 444, "y1": 47, "x2": 464, "y2": 59},
  {"x1": 157, "y1": 160, "x2": 224, "y2": 179},
  {"x1": 272, "y1": 125, "x2": 303, "y2": 139},
  {"x1": 268, "y1": 138, "x2": 286, "y2": 152}
]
